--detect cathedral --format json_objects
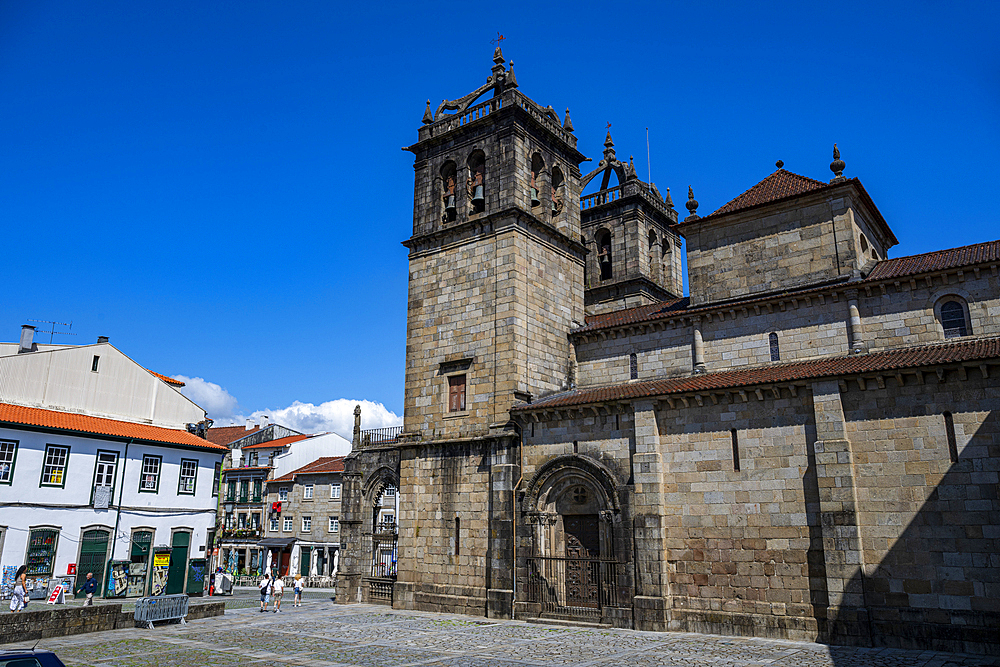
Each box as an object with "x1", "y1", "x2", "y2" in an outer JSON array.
[{"x1": 335, "y1": 49, "x2": 1000, "y2": 655}]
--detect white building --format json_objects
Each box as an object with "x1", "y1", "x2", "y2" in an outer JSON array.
[{"x1": 0, "y1": 325, "x2": 225, "y2": 599}]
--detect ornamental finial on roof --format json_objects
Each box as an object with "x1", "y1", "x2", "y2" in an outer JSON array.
[
  {"x1": 603, "y1": 131, "x2": 616, "y2": 161},
  {"x1": 664, "y1": 187, "x2": 674, "y2": 209},
  {"x1": 563, "y1": 108, "x2": 574, "y2": 133},
  {"x1": 421, "y1": 100, "x2": 433, "y2": 125},
  {"x1": 685, "y1": 186, "x2": 700, "y2": 222},
  {"x1": 776, "y1": 160, "x2": 784, "y2": 169},
  {"x1": 830, "y1": 144, "x2": 846, "y2": 183}
]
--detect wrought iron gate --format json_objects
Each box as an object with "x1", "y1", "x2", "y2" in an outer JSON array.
[
  {"x1": 364, "y1": 520, "x2": 397, "y2": 604},
  {"x1": 525, "y1": 556, "x2": 629, "y2": 619}
]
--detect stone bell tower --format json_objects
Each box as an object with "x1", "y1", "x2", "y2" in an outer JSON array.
[
  {"x1": 391, "y1": 50, "x2": 588, "y2": 618},
  {"x1": 401, "y1": 49, "x2": 588, "y2": 440}
]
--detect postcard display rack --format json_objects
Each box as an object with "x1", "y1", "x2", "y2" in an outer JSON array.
[{"x1": 26, "y1": 529, "x2": 59, "y2": 599}]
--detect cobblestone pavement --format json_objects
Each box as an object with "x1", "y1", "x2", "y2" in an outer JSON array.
[{"x1": 6, "y1": 600, "x2": 999, "y2": 667}]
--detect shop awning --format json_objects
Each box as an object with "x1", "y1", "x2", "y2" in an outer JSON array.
[{"x1": 257, "y1": 537, "x2": 296, "y2": 549}]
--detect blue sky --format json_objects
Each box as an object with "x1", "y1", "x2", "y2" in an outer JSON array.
[{"x1": 2, "y1": 1, "x2": 998, "y2": 434}]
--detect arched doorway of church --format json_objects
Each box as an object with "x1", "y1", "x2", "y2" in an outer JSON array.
[{"x1": 521, "y1": 457, "x2": 631, "y2": 622}]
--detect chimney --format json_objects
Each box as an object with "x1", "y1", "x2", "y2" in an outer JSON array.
[
  {"x1": 245, "y1": 418, "x2": 254, "y2": 431},
  {"x1": 18, "y1": 325, "x2": 35, "y2": 353},
  {"x1": 260, "y1": 415, "x2": 270, "y2": 428},
  {"x1": 97, "y1": 336, "x2": 109, "y2": 344}
]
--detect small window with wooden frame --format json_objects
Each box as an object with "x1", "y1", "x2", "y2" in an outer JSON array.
[
  {"x1": 448, "y1": 375, "x2": 467, "y2": 413},
  {"x1": 440, "y1": 358, "x2": 473, "y2": 416}
]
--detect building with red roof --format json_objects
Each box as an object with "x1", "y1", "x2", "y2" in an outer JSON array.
[{"x1": 0, "y1": 328, "x2": 224, "y2": 599}]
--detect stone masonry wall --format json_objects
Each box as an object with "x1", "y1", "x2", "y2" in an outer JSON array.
[
  {"x1": 654, "y1": 392, "x2": 820, "y2": 637},
  {"x1": 859, "y1": 273, "x2": 1000, "y2": 351},
  {"x1": 394, "y1": 440, "x2": 492, "y2": 616},
  {"x1": 838, "y1": 370, "x2": 1000, "y2": 653}
]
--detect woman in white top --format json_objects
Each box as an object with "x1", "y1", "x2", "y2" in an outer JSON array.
[
  {"x1": 293, "y1": 574, "x2": 305, "y2": 606},
  {"x1": 271, "y1": 576, "x2": 284, "y2": 612}
]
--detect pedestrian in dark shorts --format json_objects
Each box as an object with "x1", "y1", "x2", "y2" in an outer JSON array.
[{"x1": 258, "y1": 572, "x2": 271, "y2": 612}]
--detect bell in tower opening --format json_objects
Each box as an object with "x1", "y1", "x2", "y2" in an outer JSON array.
[
  {"x1": 530, "y1": 153, "x2": 544, "y2": 208},
  {"x1": 467, "y1": 151, "x2": 486, "y2": 214},
  {"x1": 442, "y1": 161, "x2": 457, "y2": 223}
]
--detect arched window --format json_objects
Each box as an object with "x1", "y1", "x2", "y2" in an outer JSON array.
[
  {"x1": 662, "y1": 240, "x2": 673, "y2": 288},
  {"x1": 551, "y1": 167, "x2": 564, "y2": 216},
  {"x1": 530, "y1": 153, "x2": 544, "y2": 209},
  {"x1": 441, "y1": 161, "x2": 457, "y2": 223},
  {"x1": 769, "y1": 332, "x2": 780, "y2": 362},
  {"x1": 629, "y1": 352, "x2": 638, "y2": 379},
  {"x1": 467, "y1": 151, "x2": 486, "y2": 214},
  {"x1": 597, "y1": 230, "x2": 613, "y2": 280},
  {"x1": 939, "y1": 299, "x2": 969, "y2": 338},
  {"x1": 648, "y1": 230, "x2": 659, "y2": 282},
  {"x1": 859, "y1": 234, "x2": 869, "y2": 253}
]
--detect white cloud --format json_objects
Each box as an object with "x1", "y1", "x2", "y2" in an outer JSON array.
[
  {"x1": 172, "y1": 375, "x2": 400, "y2": 440},
  {"x1": 173, "y1": 375, "x2": 240, "y2": 421},
  {"x1": 247, "y1": 399, "x2": 401, "y2": 440}
]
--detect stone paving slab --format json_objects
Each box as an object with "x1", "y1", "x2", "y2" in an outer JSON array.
[{"x1": 5, "y1": 601, "x2": 999, "y2": 667}]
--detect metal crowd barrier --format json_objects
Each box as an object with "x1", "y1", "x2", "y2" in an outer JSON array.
[{"x1": 134, "y1": 594, "x2": 190, "y2": 629}]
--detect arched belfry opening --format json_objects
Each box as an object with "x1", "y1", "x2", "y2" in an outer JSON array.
[
  {"x1": 467, "y1": 150, "x2": 486, "y2": 214},
  {"x1": 441, "y1": 161, "x2": 458, "y2": 223},
  {"x1": 530, "y1": 153, "x2": 545, "y2": 209},
  {"x1": 597, "y1": 230, "x2": 613, "y2": 280},
  {"x1": 551, "y1": 166, "x2": 565, "y2": 216},
  {"x1": 520, "y1": 455, "x2": 631, "y2": 622}
]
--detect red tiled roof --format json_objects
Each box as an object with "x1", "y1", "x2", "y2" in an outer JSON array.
[
  {"x1": 514, "y1": 336, "x2": 1000, "y2": 411},
  {"x1": 242, "y1": 434, "x2": 312, "y2": 450},
  {"x1": 865, "y1": 239, "x2": 1000, "y2": 283},
  {"x1": 701, "y1": 169, "x2": 830, "y2": 219},
  {"x1": 205, "y1": 425, "x2": 261, "y2": 446},
  {"x1": 0, "y1": 402, "x2": 226, "y2": 451},
  {"x1": 579, "y1": 298, "x2": 689, "y2": 333},
  {"x1": 146, "y1": 370, "x2": 185, "y2": 387},
  {"x1": 271, "y1": 456, "x2": 345, "y2": 483}
]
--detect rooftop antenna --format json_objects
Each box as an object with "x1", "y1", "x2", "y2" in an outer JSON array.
[
  {"x1": 646, "y1": 127, "x2": 651, "y2": 184},
  {"x1": 28, "y1": 319, "x2": 76, "y2": 344}
]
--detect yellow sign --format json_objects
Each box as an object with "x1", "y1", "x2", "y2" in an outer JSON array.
[{"x1": 153, "y1": 554, "x2": 170, "y2": 567}]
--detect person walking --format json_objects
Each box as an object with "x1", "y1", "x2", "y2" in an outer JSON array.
[
  {"x1": 271, "y1": 575, "x2": 284, "y2": 612},
  {"x1": 293, "y1": 573, "x2": 304, "y2": 607},
  {"x1": 76, "y1": 572, "x2": 98, "y2": 605},
  {"x1": 8, "y1": 565, "x2": 27, "y2": 612},
  {"x1": 258, "y1": 572, "x2": 271, "y2": 612}
]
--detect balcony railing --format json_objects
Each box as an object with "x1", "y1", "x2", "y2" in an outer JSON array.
[
  {"x1": 222, "y1": 528, "x2": 262, "y2": 540},
  {"x1": 359, "y1": 426, "x2": 403, "y2": 448},
  {"x1": 580, "y1": 186, "x2": 622, "y2": 211}
]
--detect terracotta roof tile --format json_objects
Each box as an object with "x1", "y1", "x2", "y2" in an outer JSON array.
[
  {"x1": 270, "y1": 456, "x2": 345, "y2": 483},
  {"x1": 205, "y1": 425, "x2": 261, "y2": 446},
  {"x1": 514, "y1": 336, "x2": 1000, "y2": 411},
  {"x1": 702, "y1": 169, "x2": 829, "y2": 219},
  {"x1": 865, "y1": 239, "x2": 1000, "y2": 283},
  {"x1": 241, "y1": 434, "x2": 312, "y2": 450},
  {"x1": 0, "y1": 402, "x2": 226, "y2": 451},
  {"x1": 146, "y1": 370, "x2": 185, "y2": 387}
]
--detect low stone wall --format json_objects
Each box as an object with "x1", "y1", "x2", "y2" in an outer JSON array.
[{"x1": 0, "y1": 600, "x2": 225, "y2": 644}]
